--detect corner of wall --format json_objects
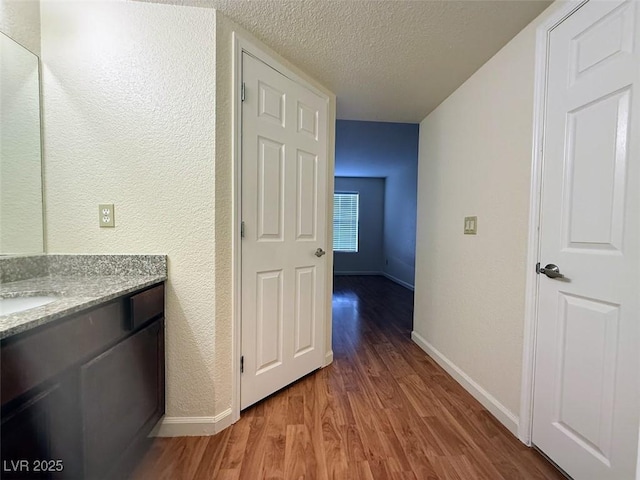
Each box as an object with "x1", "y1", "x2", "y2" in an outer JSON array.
[{"x1": 152, "y1": 409, "x2": 233, "y2": 437}]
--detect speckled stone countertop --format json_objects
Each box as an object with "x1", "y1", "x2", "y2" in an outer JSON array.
[{"x1": 0, "y1": 255, "x2": 167, "y2": 340}]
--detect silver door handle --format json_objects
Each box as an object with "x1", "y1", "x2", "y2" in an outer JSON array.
[
  {"x1": 314, "y1": 248, "x2": 326, "y2": 257},
  {"x1": 537, "y1": 263, "x2": 564, "y2": 279}
]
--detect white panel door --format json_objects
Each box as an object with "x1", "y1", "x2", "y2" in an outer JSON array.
[
  {"x1": 532, "y1": 1, "x2": 640, "y2": 478},
  {"x1": 241, "y1": 52, "x2": 328, "y2": 409}
]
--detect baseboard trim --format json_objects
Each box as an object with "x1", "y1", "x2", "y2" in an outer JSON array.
[
  {"x1": 381, "y1": 272, "x2": 414, "y2": 291},
  {"x1": 411, "y1": 331, "x2": 519, "y2": 436},
  {"x1": 333, "y1": 271, "x2": 416, "y2": 292},
  {"x1": 333, "y1": 271, "x2": 381, "y2": 276},
  {"x1": 152, "y1": 408, "x2": 233, "y2": 437},
  {"x1": 324, "y1": 350, "x2": 334, "y2": 366}
]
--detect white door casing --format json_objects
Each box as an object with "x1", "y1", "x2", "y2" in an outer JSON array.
[
  {"x1": 240, "y1": 52, "x2": 328, "y2": 410},
  {"x1": 531, "y1": 1, "x2": 640, "y2": 478}
]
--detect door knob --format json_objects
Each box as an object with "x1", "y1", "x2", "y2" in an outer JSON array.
[
  {"x1": 314, "y1": 248, "x2": 326, "y2": 257},
  {"x1": 537, "y1": 263, "x2": 564, "y2": 279}
]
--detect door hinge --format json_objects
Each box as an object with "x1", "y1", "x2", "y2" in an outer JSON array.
[
  {"x1": 240, "y1": 355, "x2": 244, "y2": 373},
  {"x1": 241, "y1": 82, "x2": 246, "y2": 102},
  {"x1": 536, "y1": 262, "x2": 541, "y2": 274},
  {"x1": 241, "y1": 221, "x2": 245, "y2": 238}
]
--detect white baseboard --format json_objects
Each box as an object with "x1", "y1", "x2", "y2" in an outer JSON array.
[
  {"x1": 333, "y1": 271, "x2": 381, "y2": 276},
  {"x1": 381, "y1": 272, "x2": 414, "y2": 291},
  {"x1": 152, "y1": 408, "x2": 233, "y2": 437},
  {"x1": 411, "y1": 331, "x2": 519, "y2": 436},
  {"x1": 333, "y1": 271, "x2": 415, "y2": 291},
  {"x1": 324, "y1": 350, "x2": 334, "y2": 366}
]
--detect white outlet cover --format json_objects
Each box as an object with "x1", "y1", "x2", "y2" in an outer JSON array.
[{"x1": 99, "y1": 204, "x2": 115, "y2": 228}]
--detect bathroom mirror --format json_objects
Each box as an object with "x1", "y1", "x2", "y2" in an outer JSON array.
[{"x1": 0, "y1": 31, "x2": 44, "y2": 255}]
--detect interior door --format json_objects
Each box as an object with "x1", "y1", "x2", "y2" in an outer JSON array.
[
  {"x1": 241, "y1": 52, "x2": 328, "y2": 409},
  {"x1": 532, "y1": 1, "x2": 640, "y2": 478}
]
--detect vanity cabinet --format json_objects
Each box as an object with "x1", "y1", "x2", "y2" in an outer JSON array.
[
  {"x1": 0, "y1": 283, "x2": 165, "y2": 480},
  {"x1": 1, "y1": 372, "x2": 81, "y2": 480},
  {"x1": 81, "y1": 318, "x2": 164, "y2": 479}
]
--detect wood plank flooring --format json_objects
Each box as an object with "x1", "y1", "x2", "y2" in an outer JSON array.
[{"x1": 131, "y1": 275, "x2": 563, "y2": 480}]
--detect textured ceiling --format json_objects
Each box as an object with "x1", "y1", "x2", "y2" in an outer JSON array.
[{"x1": 142, "y1": 0, "x2": 551, "y2": 123}]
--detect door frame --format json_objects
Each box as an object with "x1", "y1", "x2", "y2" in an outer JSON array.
[
  {"x1": 518, "y1": 0, "x2": 590, "y2": 446},
  {"x1": 230, "y1": 32, "x2": 336, "y2": 423}
]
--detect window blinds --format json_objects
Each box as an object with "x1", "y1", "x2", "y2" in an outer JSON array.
[{"x1": 333, "y1": 192, "x2": 359, "y2": 252}]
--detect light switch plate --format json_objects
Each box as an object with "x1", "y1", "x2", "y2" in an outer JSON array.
[
  {"x1": 464, "y1": 216, "x2": 477, "y2": 235},
  {"x1": 99, "y1": 204, "x2": 115, "y2": 228}
]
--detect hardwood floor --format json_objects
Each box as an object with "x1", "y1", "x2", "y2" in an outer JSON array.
[{"x1": 131, "y1": 275, "x2": 563, "y2": 480}]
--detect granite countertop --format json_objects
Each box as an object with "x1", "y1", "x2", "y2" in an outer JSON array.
[
  {"x1": 0, "y1": 254, "x2": 167, "y2": 340},
  {"x1": 0, "y1": 274, "x2": 166, "y2": 340}
]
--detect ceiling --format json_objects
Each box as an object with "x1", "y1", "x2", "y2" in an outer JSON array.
[{"x1": 144, "y1": 0, "x2": 551, "y2": 123}]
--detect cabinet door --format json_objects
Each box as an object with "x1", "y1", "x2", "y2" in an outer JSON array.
[
  {"x1": 80, "y1": 319, "x2": 164, "y2": 479},
  {"x1": 1, "y1": 373, "x2": 81, "y2": 480}
]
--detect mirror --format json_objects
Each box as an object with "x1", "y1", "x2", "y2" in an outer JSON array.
[{"x1": 0, "y1": 32, "x2": 44, "y2": 255}]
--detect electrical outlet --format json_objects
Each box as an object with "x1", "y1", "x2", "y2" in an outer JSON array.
[
  {"x1": 99, "y1": 204, "x2": 115, "y2": 228},
  {"x1": 464, "y1": 216, "x2": 477, "y2": 235}
]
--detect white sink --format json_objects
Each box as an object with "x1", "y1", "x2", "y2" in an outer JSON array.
[{"x1": 0, "y1": 296, "x2": 60, "y2": 316}]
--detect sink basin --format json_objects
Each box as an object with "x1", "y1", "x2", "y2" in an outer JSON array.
[{"x1": 0, "y1": 296, "x2": 60, "y2": 316}]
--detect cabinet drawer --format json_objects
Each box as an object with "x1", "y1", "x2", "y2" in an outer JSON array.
[
  {"x1": 130, "y1": 284, "x2": 164, "y2": 330},
  {"x1": 1, "y1": 301, "x2": 127, "y2": 406}
]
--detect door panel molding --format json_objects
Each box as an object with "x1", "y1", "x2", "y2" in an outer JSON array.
[{"x1": 231, "y1": 32, "x2": 336, "y2": 424}]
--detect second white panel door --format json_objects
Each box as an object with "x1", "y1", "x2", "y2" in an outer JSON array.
[
  {"x1": 532, "y1": 1, "x2": 640, "y2": 478},
  {"x1": 241, "y1": 52, "x2": 328, "y2": 410}
]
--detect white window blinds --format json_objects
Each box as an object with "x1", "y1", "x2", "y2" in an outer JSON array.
[{"x1": 333, "y1": 192, "x2": 359, "y2": 252}]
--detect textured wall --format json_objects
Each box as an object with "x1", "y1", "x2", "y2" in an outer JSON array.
[
  {"x1": 212, "y1": 11, "x2": 233, "y2": 416},
  {"x1": 334, "y1": 121, "x2": 419, "y2": 287},
  {"x1": 0, "y1": 33, "x2": 43, "y2": 254},
  {"x1": 0, "y1": 0, "x2": 40, "y2": 55},
  {"x1": 414, "y1": 4, "x2": 556, "y2": 417},
  {"x1": 334, "y1": 177, "x2": 385, "y2": 274},
  {"x1": 40, "y1": 0, "x2": 218, "y2": 418}
]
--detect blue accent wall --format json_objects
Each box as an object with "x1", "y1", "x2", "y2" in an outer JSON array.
[
  {"x1": 334, "y1": 177, "x2": 385, "y2": 275},
  {"x1": 335, "y1": 120, "x2": 419, "y2": 288}
]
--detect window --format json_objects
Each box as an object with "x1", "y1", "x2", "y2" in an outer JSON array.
[{"x1": 333, "y1": 192, "x2": 359, "y2": 252}]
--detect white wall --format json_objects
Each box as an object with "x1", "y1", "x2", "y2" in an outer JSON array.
[
  {"x1": 0, "y1": 0, "x2": 43, "y2": 254},
  {"x1": 413, "y1": 3, "x2": 559, "y2": 432},
  {"x1": 0, "y1": 0, "x2": 40, "y2": 55},
  {"x1": 211, "y1": 10, "x2": 234, "y2": 421},
  {"x1": 40, "y1": 0, "x2": 218, "y2": 424},
  {"x1": 334, "y1": 177, "x2": 385, "y2": 275},
  {"x1": 0, "y1": 31, "x2": 43, "y2": 254}
]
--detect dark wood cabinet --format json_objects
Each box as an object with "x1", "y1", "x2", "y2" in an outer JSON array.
[
  {"x1": 1, "y1": 372, "x2": 81, "y2": 480},
  {"x1": 81, "y1": 319, "x2": 164, "y2": 479},
  {"x1": 0, "y1": 283, "x2": 165, "y2": 480}
]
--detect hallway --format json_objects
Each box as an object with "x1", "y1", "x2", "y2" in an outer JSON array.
[{"x1": 132, "y1": 276, "x2": 562, "y2": 479}]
